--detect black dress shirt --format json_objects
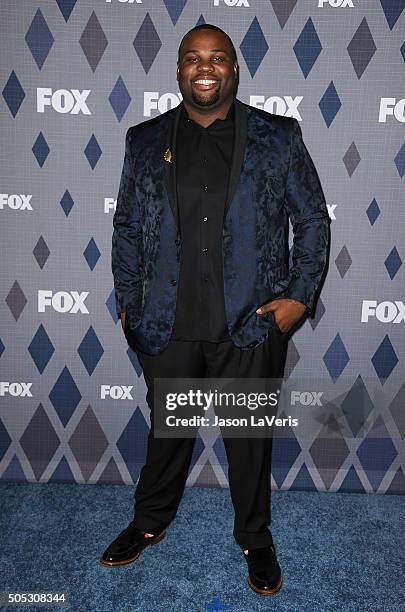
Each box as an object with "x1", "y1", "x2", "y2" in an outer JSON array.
[{"x1": 170, "y1": 101, "x2": 235, "y2": 342}]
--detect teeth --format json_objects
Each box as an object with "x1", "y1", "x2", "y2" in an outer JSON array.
[{"x1": 194, "y1": 79, "x2": 217, "y2": 85}]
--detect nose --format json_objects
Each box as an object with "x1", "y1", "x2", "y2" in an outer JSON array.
[{"x1": 197, "y1": 59, "x2": 214, "y2": 72}]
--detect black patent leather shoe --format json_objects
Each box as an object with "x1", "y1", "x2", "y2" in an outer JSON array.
[
  {"x1": 99, "y1": 521, "x2": 166, "y2": 567},
  {"x1": 243, "y1": 544, "x2": 283, "y2": 595}
]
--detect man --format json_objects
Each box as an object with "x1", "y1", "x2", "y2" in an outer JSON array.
[{"x1": 101, "y1": 24, "x2": 330, "y2": 597}]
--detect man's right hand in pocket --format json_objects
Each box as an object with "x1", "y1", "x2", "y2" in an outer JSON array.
[{"x1": 120, "y1": 312, "x2": 126, "y2": 332}]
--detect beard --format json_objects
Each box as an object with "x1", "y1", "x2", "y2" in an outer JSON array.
[{"x1": 191, "y1": 87, "x2": 221, "y2": 107}]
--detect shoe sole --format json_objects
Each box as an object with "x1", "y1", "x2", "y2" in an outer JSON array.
[
  {"x1": 99, "y1": 530, "x2": 166, "y2": 567},
  {"x1": 247, "y1": 573, "x2": 283, "y2": 595}
]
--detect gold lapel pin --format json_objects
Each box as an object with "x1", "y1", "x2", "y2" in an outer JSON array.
[{"x1": 163, "y1": 147, "x2": 173, "y2": 163}]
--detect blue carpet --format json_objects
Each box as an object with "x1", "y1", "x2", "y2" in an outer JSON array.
[{"x1": 1, "y1": 483, "x2": 404, "y2": 611}]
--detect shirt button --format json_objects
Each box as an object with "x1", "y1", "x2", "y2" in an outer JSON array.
[
  {"x1": 203, "y1": 276, "x2": 209, "y2": 282},
  {"x1": 202, "y1": 248, "x2": 208, "y2": 253},
  {"x1": 202, "y1": 185, "x2": 208, "y2": 192},
  {"x1": 203, "y1": 217, "x2": 208, "y2": 222},
  {"x1": 202, "y1": 157, "x2": 207, "y2": 164},
  {"x1": 170, "y1": 279, "x2": 177, "y2": 286}
]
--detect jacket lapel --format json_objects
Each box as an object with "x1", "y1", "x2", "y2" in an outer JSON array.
[
  {"x1": 163, "y1": 102, "x2": 182, "y2": 233},
  {"x1": 162, "y1": 97, "x2": 248, "y2": 232},
  {"x1": 224, "y1": 98, "x2": 247, "y2": 220}
]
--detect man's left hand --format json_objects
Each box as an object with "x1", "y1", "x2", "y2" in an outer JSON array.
[{"x1": 256, "y1": 298, "x2": 307, "y2": 333}]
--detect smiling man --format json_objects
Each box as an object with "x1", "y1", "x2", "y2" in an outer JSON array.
[{"x1": 102, "y1": 24, "x2": 330, "y2": 597}]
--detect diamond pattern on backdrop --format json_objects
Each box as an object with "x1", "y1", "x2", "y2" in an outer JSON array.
[
  {"x1": 0, "y1": 1, "x2": 403, "y2": 495},
  {"x1": 83, "y1": 238, "x2": 101, "y2": 271},
  {"x1": 335, "y1": 246, "x2": 352, "y2": 279},
  {"x1": 389, "y1": 382, "x2": 405, "y2": 438},
  {"x1": 394, "y1": 142, "x2": 405, "y2": 177},
  {"x1": 283, "y1": 339, "x2": 300, "y2": 377},
  {"x1": 1, "y1": 455, "x2": 26, "y2": 482},
  {"x1": 79, "y1": 12, "x2": 108, "y2": 73},
  {"x1": 98, "y1": 457, "x2": 125, "y2": 485},
  {"x1": 356, "y1": 417, "x2": 397, "y2": 491},
  {"x1": 19, "y1": 404, "x2": 60, "y2": 481},
  {"x1": 25, "y1": 9, "x2": 54, "y2": 70},
  {"x1": 347, "y1": 18, "x2": 377, "y2": 79},
  {"x1": 33, "y1": 236, "x2": 50, "y2": 269},
  {"x1": 386, "y1": 468, "x2": 405, "y2": 494},
  {"x1": 343, "y1": 142, "x2": 361, "y2": 177},
  {"x1": 133, "y1": 13, "x2": 162, "y2": 74},
  {"x1": 401, "y1": 40, "x2": 405, "y2": 62},
  {"x1": 240, "y1": 17, "x2": 269, "y2": 78},
  {"x1": 371, "y1": 336, "x2": 399, "y2": 384},
  {"x1": 270, "y1": 0, "x2": 298, "y2": 30},
  {"x1": 56, "y1": 0, "x2": 78, "y2": 23},
  {"x1": 84, "y1": 135, "x2": 102, "y2": 169},
  {"x1": 290, "y1": 463, "x2": 317, "y2": 491},
  {"x1": 163, "y1": 0, "x2": 188, "y2": 26},
  {"x1": 319, "y1": 82, "x2": 341, "y2": 128},
  {"x1": 6, "y1": 281, "x2": 27, "y2": 321},
  {"x1": 309, "y1": 418, "x2": 350, "y2": 490},
  {"x1": 77, "y1": 326, "x2": 104, "y2": 375},
  {"x1": 117, "y1": 408, "x2": 150, "y2": 483},
  {"x1": 49, "y1": 367, "x2": 82, "y2": 427},
  {"x1": 341, "y1": 376, "x2": 375, "y2": 438},
  {"x1": 340, "y1": 465, "x2": 366, "y2": 493},
  {"x1": 69, "y1": 406, "x2": 109, "y2": 481},
  {"x1": 28, "y1": 325, "x2": 55, "y2": 374},
  {"x1": 293, "y1": 18, "x2": 322, "y2": 79},
  {"x1": 106, "y1": 290, "x2": 120, "y2": 325},
  {"x1": 49, "y1": 455, "x2": 75, "y2": 483},
  {"x1": 385, "y1": 246, "x2": 402, "y2": 279},
  {"x1": 109, "y1": 77, "x2": 131, "y2": 123},
  {"x1": 2, "y1": 71, "x2": 25, "y2": 118},
  {"x1": 272, "y1": 434, "x2": 302, "y2": 489},
  {"x1": 380, "y1": 0, "x2": 405, "y2": 29},
  {"x1": 60, "y1": 190, "x2": 75, "y2": 217},
  {"x1": 366, "y1": 198, "x2": 381, "y2": 226},
  {"x1": 308, "y1": 297, "x2": 325, "y2": 331},
  {"x1": 32, "y1": 132, "x2": 50, "y2": 167},
  {"x1": 193, "y1": 461, "x2": 220, "y2": 488},
  {"x1": 0, "y1": 420, "x2": 12, "y2": 463},
  {"x1": 323, "y1": 334, "x2": 350, "y2": 382}
]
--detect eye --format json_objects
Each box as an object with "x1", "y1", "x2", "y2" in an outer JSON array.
[
  {"x1": 213, "y1": 56, "x2": 225, "y2": 62},
  {"x1": 187, "y1": 57, "x2": 198, "y2": 62}
]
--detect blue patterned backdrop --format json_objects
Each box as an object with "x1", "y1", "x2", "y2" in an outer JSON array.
[{"x1": 1, "y1": 0, "x2": 404, "y2": 495}]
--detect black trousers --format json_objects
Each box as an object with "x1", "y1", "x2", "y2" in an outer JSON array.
[{"x1": 132, "y1": 326, "x2": 289, "y2": 551}]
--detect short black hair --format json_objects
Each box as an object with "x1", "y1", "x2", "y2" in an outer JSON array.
[{"x1": 178, "y1": 24, "x2": 237, "y2": 63}]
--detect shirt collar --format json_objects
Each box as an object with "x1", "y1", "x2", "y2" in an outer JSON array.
[{"x1": 180, "y1": 99, "x2": 235, "y2": 126}]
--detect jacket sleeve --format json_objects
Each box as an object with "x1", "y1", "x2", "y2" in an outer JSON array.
[
  {"x1": 111, "y1": 127, "x2": 143, "y2": 316},
  {"x1": 278, "y1": 118, "x2": 330, "y2": 314}
]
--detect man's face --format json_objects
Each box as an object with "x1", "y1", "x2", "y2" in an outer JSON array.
[{"x1": 177, "y1": 29, "x2": 238, "y2": 110}]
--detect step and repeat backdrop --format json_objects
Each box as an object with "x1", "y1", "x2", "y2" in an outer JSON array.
[{"x1": 1, "y1": 0, "x2": 404, "y2": 494}]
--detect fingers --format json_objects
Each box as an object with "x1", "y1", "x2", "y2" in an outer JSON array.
[{"x1": 256, "y1": 303, "x2": 275, "y2": 314}]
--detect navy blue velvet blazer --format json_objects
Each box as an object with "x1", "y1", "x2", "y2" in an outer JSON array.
[{"x1": 111, "y1": 98, "x2": 330, "y2": 355}]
